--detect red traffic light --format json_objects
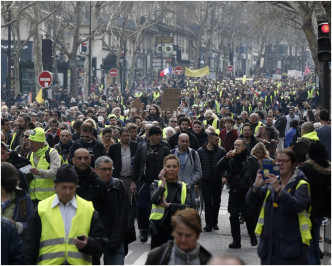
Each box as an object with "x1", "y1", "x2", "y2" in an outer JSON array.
[{"x1": 321, "y1": 24, "x2": 330, "y2": 34}]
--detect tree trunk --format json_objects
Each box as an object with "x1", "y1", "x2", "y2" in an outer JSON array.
[{"x1": 69, "y1": 54, "x2": 78, "y2": 98}]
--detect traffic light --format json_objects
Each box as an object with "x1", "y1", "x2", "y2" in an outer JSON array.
[
  {"x1": 42, "y1": 39, "x2": 53, "y2": 64},
  {"x1": 318, "y1": 22, "x2": 331, "y2": 62}
]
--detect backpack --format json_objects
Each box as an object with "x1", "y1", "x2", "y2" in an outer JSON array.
[
  {"x1": 170, "y1": 148, "x2": 196, "y2": 162},
  {"x1": 27, "y1": 147, "x2": 52, "y2": 168}
]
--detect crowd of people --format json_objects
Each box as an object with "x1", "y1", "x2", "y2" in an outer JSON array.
[{"x1": 1, "y1": 74, "x2": 331, "y2": 265}]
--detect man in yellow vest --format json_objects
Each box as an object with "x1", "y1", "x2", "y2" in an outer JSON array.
[
  {"x1": 24, "y1": 164, "x2": 106, "y2": 265},
  {"x1": 28, "y1": 127, "x2": 61, "y2": 207}
]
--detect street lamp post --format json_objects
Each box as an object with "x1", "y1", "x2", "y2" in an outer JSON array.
[
  {"x1": 6, "y1": 10, "x2": 11, "y2": 107},
  {"x1": 88, "y1": 2, "x2": 92, "y2": 96}
]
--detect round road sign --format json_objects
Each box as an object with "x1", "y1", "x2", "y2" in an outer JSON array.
[
  {"x1": 174, "y1": 66, "x2": 184, "y2": 75},
  {"x1": 109, "y1": 68, "x2": 118, "y2": 77},
  {"x1": 227, "y1": 66, "x2": 233, "y2": 72},
  {"x1": 38, "y1": 71, "x2": 53, "y2": 88}
]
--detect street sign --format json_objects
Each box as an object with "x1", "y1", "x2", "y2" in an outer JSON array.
[
  {"x1": 174, "y1": 66, "x2": 184, "y2": 75},
  {"x1": 227, "y1": 66, "x2": 233, "y2": 72},
  {"x1": 109, "y1": 68, "x2": 118, "y2": 77},
  {"x1": 38, "y1": 71, "x2": 53, "y2": 88}
]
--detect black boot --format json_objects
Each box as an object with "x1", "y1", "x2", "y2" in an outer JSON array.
[{"x1": 229, "y1": 241, "x2": 241, "y2": 249}]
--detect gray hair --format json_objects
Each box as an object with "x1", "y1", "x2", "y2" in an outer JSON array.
[
  {"x1": 165, "y1": 126, "x2": 175, "y2": 135},
  {"x1": 95, "y1": 156, "x2": 113, "y2": 169}
]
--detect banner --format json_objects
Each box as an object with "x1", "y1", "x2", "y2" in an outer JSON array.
[
  {"x1": 288, "y1": 70, "x2": 301, "y2": 79},
  {"x1": 35, "y1": 88, "x2": 44, "y2": 103},
  {"x1": 160, "y1": 88, "x2": 181, "y2": 111},
  {"x1": 185, "y1": 66, "x2": 209, "y2": 77}
]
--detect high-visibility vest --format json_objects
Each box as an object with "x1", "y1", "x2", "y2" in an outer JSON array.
[
  {"x1": 255, "y1": 180, "x2": 312, "y2": 246},
  {"x1": 149, "y1": 180, "x2": 186, "y2": 221},
  {"x1": 37, "y1": 195, "x2": 94, "y2": 265},
  {"x1": 203, "y1": 118, "x2": 218, "y2": 129},
  {"x1": 28, "y1": 147, "x2": 55, "y2": 201},
  {"x1": 10, "y1": 132, "x2": 17, "y2": 150},
  {"x1": 254, "y1": 121, "x2": 264, "y2": 134},
  {"x1": 153, "y1": 91, "x2": 160, "y2": 100}
]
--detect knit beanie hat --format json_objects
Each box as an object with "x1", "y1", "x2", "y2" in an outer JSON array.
[
  {"x1": 54, "y1": 165, "x2": 79, "y2": 183},
  {"x1": 29, "y1": 127, "x2": 45, "y2": 143}
]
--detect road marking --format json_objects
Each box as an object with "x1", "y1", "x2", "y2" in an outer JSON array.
[{"x1": 132, "y1": 251, "x2": 149, "y2": 265}]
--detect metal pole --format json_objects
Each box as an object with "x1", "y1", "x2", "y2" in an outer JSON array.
[
  {"x1": 88, "y1": 2, "x2": 92, "y2": 96},
  {"x1": 322, "y1": 62, "x2": 330, "y2": 110},
  {"x1": 6, "y1": 10, "x2": 11, "y2": 107},
  {"x1": 122, "y1": 40, "x2": 126, "y2": 94}
]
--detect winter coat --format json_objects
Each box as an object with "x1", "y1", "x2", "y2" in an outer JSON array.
[
  {"x1": 191, "y1": 129, "x2": 208, "y2": 148},
  {"x1": 216, "y1": 151, "x2": 259, "y2": 192},
  {"x1": 45, "y1": 129, "x2": 61, "y2": 148},
  {"x1": 197, "y1": 145, "x2": 226, "y2": 183},
  {"x1": 246, "y1": 169, "x2": 311, "y2": 265},
  {"x1": 2, "y1": 217, "x2": 25, "y2": 265},
  {"x1": 274, "y1": 114, "x2": 287, "y2": 137},
  {"x1": 145, "y1": 114, "x2": 165, "y2": 129},
  {"x1": 285, "y1": 128, "x2": 296, "y2": 148},
  {"x1": 300, "y1": 160, "x2": 331, "y2": 218},
  {"x1": 170, "y1": 147, "x2": 202, "y2": 186},
  {"x1": 1, "y1": 188, "x2": 34, "y2": 235},
  {"x1": 145, "y1": 241, "x2": 211, "y2": 265},
  {"x1": 238, "y1": 134, "x2": 258, "y2": 154}
]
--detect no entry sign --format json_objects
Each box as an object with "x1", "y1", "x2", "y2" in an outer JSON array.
[
  {"x1": 174, "y1": 66, "x2": 184, "y2": 75},
  {"x1": 227, "y1": 66, "x2": 234, "y2": 72},
  {"x1": 38, "y1": 71, "x2": 53, "y2": 88},
  {"x1": 109, "y1": 68, "x2": 118, "y2": 77}
]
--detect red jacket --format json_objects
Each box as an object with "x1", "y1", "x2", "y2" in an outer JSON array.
[{"x1": 219, "y1": 128, "x2": 238, "y2": 152}]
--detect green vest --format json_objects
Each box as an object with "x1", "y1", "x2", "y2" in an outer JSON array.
[
  {"x1": 255, "y1": 180, "x2": 312, "y2": 246},
  {"x1": 37, "y1": 195, "x2": 94, "y2": 265},
  {"x1": 203, "y1": 118, "x2": 219, "y2": 129},
  {"x1": 149, "y1": 180, "x2": 186, "y2": 221},
  {"x1": 29, "y1": 147, "x2": 55, "y2": 201},
  {"x1": 254, "y1": 121, "x2": 264, "y2": 134},
  {"x1": 10, "y1": 132, "x2": 17, "y2": 150}
]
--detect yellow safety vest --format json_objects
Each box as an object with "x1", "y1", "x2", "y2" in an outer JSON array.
[
  {"x1": 153, "y1": 91, "x2": 160, "y2": 100},
  {"x1": 254, "y1": 121, "x2": 264, "y2": 134},
  {"x1": 255, "y1": 180, "x2": 312, "y2": 246},
  {"x1": 10, "y1": 132, "x2": 17, "y2": 150},
  {"x1": 29, "y1": 147, "x2": 55, "y2": 201},
  {"x1": 37, "y1": 195, "x2": 94, "y2": 265},
  {"x1": 203, "y1": 118, "x2": 219, "y2": 129},
  {"x1": 149, "y1": 180, "x2": 186, "y2": 221}
]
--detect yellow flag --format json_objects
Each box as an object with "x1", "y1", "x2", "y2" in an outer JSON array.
[
  {"x1": 185, "y1": 66, "x2": 209, "y2": 77},
  {"x1": 35, "y1": 88, "x2": 44, "y2": 103}
]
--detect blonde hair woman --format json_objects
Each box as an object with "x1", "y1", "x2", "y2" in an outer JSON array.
[{"x1": 251, "y1": 142, "x2": 274, "y2": 169}]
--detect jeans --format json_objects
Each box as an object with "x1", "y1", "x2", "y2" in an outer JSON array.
[
  {"x1": 136, "y1": 180, "x2": 151, "y2": 232},
  {"x1": 104, "y1": 242, "x2": 125, "y2": 265},
  {"x1": 309, "y1": 216, "x2": 323, "y2": 265}
]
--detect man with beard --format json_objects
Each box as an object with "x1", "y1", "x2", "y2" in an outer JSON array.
[
  {"x1": 9, "y1": 114, "x2": 35, "y2": 150},
  {"x1": 255, "y1": 116, "x2": 279, "y2": 159},
  {"x1": 54, "y1": 130, "x2": 73, "y2": 165},
  {"x1": 45, "y1": 118, "x2": 61, "y2": 148},
  {"x1": 145, "y1": 104, "x2": 164, "y2": 129},
  {"x1": 237, "y1": 123, "x2": 258, "y2": 154},
  {"x1": 216, "y1": 139, "x2": 260, "y2": 249},
  {"x1": 168, "y1": 117, "x2": 199, "y2": 150},
  {"x1": 197, "y1": 133, "x2": 226, "y2": 232},
  {"x1": 191, "y1": 120, "x2": 208, "y2": 148},
  {"x1": 285, "y1": 106, "x2": 300, "y2": 134}
]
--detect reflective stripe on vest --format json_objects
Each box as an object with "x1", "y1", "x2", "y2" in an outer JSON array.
[
  {"x1": 254, "y1": 121, "x2": 264, "y2": 134},
  {"x1": 203, "y1": 118, "x2": 218, "y2": 129},
  {"x1": 29, "y1": 148, "x2": 55, "y2": 200},
  {"x1": 255, "y1": 180, "x2": 312, "y2": 246},
  {"x1": 37, "y1": 195, "x2": 94, "y2": 265},
  {"x1": 149, "y1": 180, "x2": 187, "y2": 221},
  {"x1": 10, "y1": 132, "x2": 17, "y2": 150}
]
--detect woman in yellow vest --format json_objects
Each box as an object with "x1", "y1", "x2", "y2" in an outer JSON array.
[
  {"x1": 246, "y1": 149, "x2": 311, "y2": 265},
  {"x1": 149, "y1": 154, "x2": 194, "y2": 250}
]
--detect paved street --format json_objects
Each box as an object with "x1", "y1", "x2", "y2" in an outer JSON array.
[{"x1": 124, "y1": 187, "x2": 260, "y2": 265}]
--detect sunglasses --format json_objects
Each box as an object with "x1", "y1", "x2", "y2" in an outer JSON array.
[{"x1": 23, "y1": 135, "x2": 30, "y2": 138}]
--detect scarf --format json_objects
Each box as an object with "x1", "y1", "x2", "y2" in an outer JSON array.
[{"x1": 35, "y1": 143, "x2": 49, "y2": 157}]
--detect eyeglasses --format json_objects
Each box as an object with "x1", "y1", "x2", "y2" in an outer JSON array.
[
  {"x1": 276, "y1": 159, "x2": 291, "y2": 164},
  {"x1": 98, "y1": 167, "x2": 114, "y2": 172},
  {"x1": 59, "y1": 128, "x2": 66, "y2": 130},
  {"x1": 23, "y1": 135, "x2": 29, "y2": 138}
]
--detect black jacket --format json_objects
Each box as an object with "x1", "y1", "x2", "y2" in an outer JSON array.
[
  {"x1": 145, "y1": 241, "x2": 211, "y2": 265},
  {"x1": 216, "y1": 150, "x2": 259, "y2": 192},
  {"x1": 23, "y1": 201, "x2": 106, "y2": 265},
  {"x1": 75, "y1": 167, "x2": 109, "y2": 218},
  {"x1": 68, "y1": 139, "x2": 106, "y2": 168},
  {"x1": 274, "y1": 114, "x2": 287, "y2": 137},
  {"x1": 168, "y1": 131, "x2": 200, "y2": 150},
  {"x1": 103, "y1": 178, "x2": 131, "y2": 253},
  {"x1": 238, "y1": 134, "x2": 258, "y2": 154},
  {"x1": 197, "y1": 145, "x2": 226, "y2": 183},
  {"x1": 190, "y1": 129, "x2": 208, "y2": 148},
  {"x1": 132, "y1": 141, "x2": 170, "y2": 184},
  {"x1": 108, "y1": 141, "x2": 138, "y2": 178},
  {"x1": 299, "y1": 160, "x2": 331, "y2": 218},
  {"x1": 145, "y1": 114, "x2": 165, "y2": 129}
]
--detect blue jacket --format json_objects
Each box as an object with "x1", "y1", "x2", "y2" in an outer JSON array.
[
  {"x1": 246, "y1": 169, "x2": 311, "y2": 265},
  {"x1": 285, "y1": 128, "x2": 296, "y2": 148}
]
